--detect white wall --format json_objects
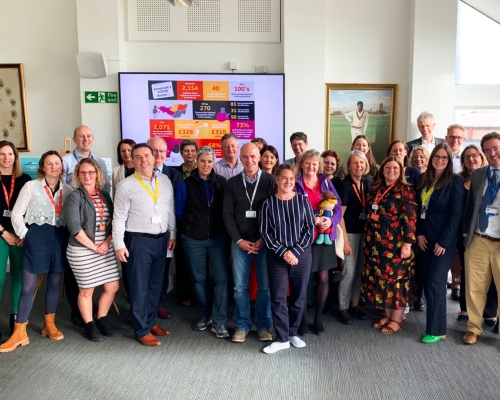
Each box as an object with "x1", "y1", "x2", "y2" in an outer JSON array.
[{"x1": 0, "y1": 0, "x2": 81, "y2": 156}]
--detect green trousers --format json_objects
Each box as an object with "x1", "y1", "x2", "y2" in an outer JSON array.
[{"x1": 0, "y1": 230, "x2": 24, "y2": 314}]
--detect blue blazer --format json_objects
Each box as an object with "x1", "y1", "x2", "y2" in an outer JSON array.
[
  {"x1": 463, "y1": 166, "x2": 489, "y2": 248},
  {"x1": 161, "y1": 164, "x2": 182, "y2": 195},
  {"x1": 416, "y1": 174, "x2": 464, "y2": 249}
]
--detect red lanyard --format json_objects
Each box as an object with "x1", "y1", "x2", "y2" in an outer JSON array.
[
  {"x1": 373, "y1": 183, "x2": 395, "y2": 206},
  {"x1": 43, "y1": 184, "x2": 63, "y2": 217},
  {"x1": 352, "y1": 182, "x2": 365, "y2": 209},
  {"x1": 87, "y1": 189, "x2": 105, "y2": 222},
  {"x1": 0, "y1": 175, "x2": 15, "y2": 209}
]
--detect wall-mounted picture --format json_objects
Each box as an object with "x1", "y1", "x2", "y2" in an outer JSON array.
[
  {"x1": 325, "y1": 83, "x2": 397, "y2": 164},
  {"x1": 0, "y1": 64, "x2": 30, "y2": 151}
]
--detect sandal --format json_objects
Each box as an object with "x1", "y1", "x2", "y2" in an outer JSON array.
[
  {"x1": 381, "y1": 319, "x2": 404, "y2": 335},
  {"x1": 372, "y1": 317, "x2": 390, "y2": 329}
]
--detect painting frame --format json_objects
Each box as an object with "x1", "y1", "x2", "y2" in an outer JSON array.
[
  {"x1": 325, "y1": 83, "x2": 398, "y2": 164},
  {"x1": 0, "y1": 63, "x2": 30, "y2": 151}
]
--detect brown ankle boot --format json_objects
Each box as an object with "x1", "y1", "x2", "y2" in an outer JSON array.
[
  {"x1": 0, "y1": 321, "x2": 30, "y2": 353},
  {"x1": 41, "y1": 313, "x2": 64, "y2": 341}
]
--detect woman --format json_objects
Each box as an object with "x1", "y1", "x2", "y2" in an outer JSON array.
[
  {"x1": 0, "y1": 151, "x2": 72, "y2": 352},
  {"x1": 0, "y1": 141, "x2": 31, "y2": 338},
  {"x1": 337, "y1": 135, "x2": 379, "y2": 181},
  {"x1": 361, "y1": 156, "x2": 417, "y2": 334},
  {"x1": 64, "y1": 159, "x2": 120, "y2": 342},
  {"x1": 456, "y1": 145, "x2": 497, "y2": 323},
  {"x1": 321, "y1": 150, "x2": 341, "y2": 185},
  {"x1": 336, "y1": 150, "x2": 372, "y2": 325},
  {"x1": 388, "y1": 140, "x2": 421, "y2": 186},
  {"x1": 260, "y1": 163, "x2": 314, "y2": 353},
  {"x1": 294, "y1": 150, "x2": 342, "y2": 335},
  {"x1": 175, "y1": 146, "x2": 230, "y2": 338},
  {"x1": 416, "y1": 143, "x2": 464, "y2": 343},
  {"x1": 409, "y1": 145, "x2": 430, "y2": 174},
  {"x1": 259, "y1": 145, "x2": 280, "y2": 175},
  {"x1": 112, "y1": 139, "x2": 136, "y2": 196}
]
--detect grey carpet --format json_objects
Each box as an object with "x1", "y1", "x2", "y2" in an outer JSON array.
[{"x1": 0, "y1": 278, "x2": 499, "y2": 400}]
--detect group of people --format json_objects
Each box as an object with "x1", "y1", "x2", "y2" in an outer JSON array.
[{"x1": 0, "y1": 110, "x2": 499, "y2": 354}]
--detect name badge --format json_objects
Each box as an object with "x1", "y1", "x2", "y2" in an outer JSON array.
[
  {"x1": 359, "y1": 212, "x2": 366, "y2": 220},
  {"x1": 486, "y1": 205, "x2": 498, "y2": 216},
  {"x1": 152, "y1": 215, "x2": 162, "y2": 224},
  {"x1": 56, "y1": 217, "x2": 64, "y2": 227},
  {"x1": 3, "y1": 210, "x2": 11, "y2": 217},
  {"x1": 370, "y1": 212, "x2": 379, "y2": 222},
  {"x1": 372, "y1": 204, "x2": 379, "y2": 211},
  {"x1": 420, "y1": 206, "x2": 426, "y2": 220},
  {"x1": 246, "y1": 210, "x2": 257, "y2": 218},
  {"x1": 99, "y1": 224, "x2": 107, "y2": 232}
]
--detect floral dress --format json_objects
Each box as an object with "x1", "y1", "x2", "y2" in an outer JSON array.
[{"x1": 361, "y1": 184, "x2": 417, "y2": 309}]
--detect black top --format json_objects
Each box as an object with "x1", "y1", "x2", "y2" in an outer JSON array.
[
  {"x1": 405, "y1": 166, "x2": 421, "y2": 186},
  {"x1": 0, "y1": 173, "x2": 31, "y2": 231},
  {"x1": 337, "y1": 175, "x2": 372, "y2": 234}
]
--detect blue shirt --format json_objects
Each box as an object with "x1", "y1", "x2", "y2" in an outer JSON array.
[{"x1": 62, "y1": 150, "x2": 111, "y2": 194}]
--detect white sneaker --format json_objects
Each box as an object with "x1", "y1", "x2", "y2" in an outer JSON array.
[
  {"x1": 263, "y1": 341, "x2": 290, "y2": 354},
  {"x1": 289, "y1": 336, "x2": 306, "y2": 348}
]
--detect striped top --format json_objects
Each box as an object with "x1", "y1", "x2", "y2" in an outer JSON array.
[{"x1": 259, "y1": 193, "x2": 315, "y2": 257}]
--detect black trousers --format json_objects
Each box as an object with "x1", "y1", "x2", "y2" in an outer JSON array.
[
  {"x1": 267, "y1": 248, "x2": 312, "y2": 343},
  {"x1": 64, "y1": 267, "x2": 80, "y2": 316}
]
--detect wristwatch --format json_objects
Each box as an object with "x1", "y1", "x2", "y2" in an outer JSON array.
[{"x1": 0, "y1": 228, "x2": 5, "y2": 236}]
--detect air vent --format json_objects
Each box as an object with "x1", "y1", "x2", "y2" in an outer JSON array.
[
  {"x1": 187, "y1": 0, "x2": 221, "y2": 32},
  {"x1": 238, "y1": 0, "x2": 271, "y2": 33},
  {"x1": 137, "y1": 0, "x2": 171, "y2": 32}
]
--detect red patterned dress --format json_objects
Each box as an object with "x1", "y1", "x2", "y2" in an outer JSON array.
[{"x1": 361, "y1": 184, "x2": 417, "y2": 309}]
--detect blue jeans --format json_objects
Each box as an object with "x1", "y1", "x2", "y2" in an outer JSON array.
[
  {"x1": 182, "y1": 234, "x2": 229, "y2": 326},
  {"x1": 231, "y1": 241, "x2": 272, "y2": 331}
]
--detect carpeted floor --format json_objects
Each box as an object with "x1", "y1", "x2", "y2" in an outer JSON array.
[{"x1": 0, "y1": 277, "x2": 499, "y2": 400}]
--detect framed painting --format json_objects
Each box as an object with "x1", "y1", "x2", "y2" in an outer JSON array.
[
  {"x1": 325, "y1": 83, "x2": 397, "y2": 164},
  {"x1": 0, "y1": 64, "x2": 30, "y2": 151}
]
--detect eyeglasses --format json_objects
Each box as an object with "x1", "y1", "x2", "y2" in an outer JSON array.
[
  {"x1": 464, "y1": 153, "x2": 480, "y2": 160},
  {"x1": 484, "y1": 146, "x2": 500, "y2": 155},
  {"x1": 79, "y1": 171, "x2": 97, "y2": 176},
  {"x1": 447, "y1": 135, "x2": 464, "y2": 141},
  {"x1": 152, "y1": 149, "x2": 167, "y2": 154},
  {"x1": 433, "y1": 155, "x2": 449, "y2": 161}
]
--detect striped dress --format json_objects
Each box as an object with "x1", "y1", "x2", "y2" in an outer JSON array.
[{"x1": 66, "y1": 194, "x2": 119, "y2": 289}]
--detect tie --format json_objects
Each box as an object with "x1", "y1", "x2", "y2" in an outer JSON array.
[
  {"x1": 154, "y1": 168, "x2": 161, "y2": 175},
  {"x1": 478, "y1": 169, "x2": 498, "y2": 232}
]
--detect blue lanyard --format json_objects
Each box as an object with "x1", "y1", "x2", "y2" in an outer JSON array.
[{"x1": 487, "y1": 166, "x2": 500, "y2": 202}]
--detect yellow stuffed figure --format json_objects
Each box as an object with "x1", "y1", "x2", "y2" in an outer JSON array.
[{"x1": 314, "y1": 191, "x2": 337, "y2": 245}]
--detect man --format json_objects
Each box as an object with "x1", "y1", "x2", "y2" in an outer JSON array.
[
  {"x1": 62, "y1": 125, "x2": 111, "y2": 326},
  {"x1": 407, "y1": 111, "x2": 446, "y2": 154},
  {"x1": 223, "y1": 143, "x2": 274, "y2": 343},
  {"x1": 462, "y1": 132, "x2": 500, "y2": 345},
  {"x1": 113, "y1": 143, "x2": 176, "y2": 346},
  {"x1": 213, "y1": 133, "x2": 243, "y2": 180},
  {"x1": 175, "y1": 139, "x2": 198, "y2": 180},
  {"x1": 147, "y1": 137, "x2": 182, "y2": 319},
  {"x1": 284, "y1": 132, "x2": 308, "y2": 166},
  {"x1": 445, "y1": 124, "x2": 466, "y2": 173},
  {"x1": 344, "y1": 101, "x2": 369, "y2": 141}
]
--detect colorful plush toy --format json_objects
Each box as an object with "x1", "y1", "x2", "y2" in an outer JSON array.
[{"x1": 314, "y1": 191, "x2": 337, "y2": 245}]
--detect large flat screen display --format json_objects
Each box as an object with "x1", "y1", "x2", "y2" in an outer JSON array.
[{"x1": 119, "y1": 72, "x2": 285, "y2": 166}]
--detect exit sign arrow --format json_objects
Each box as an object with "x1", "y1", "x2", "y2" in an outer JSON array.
[
  {"x1": 84, "y1": 91, "x2": 118, "y2": 104},
  {"x1": 86, "y1": 93, "x2": 95, "y2": 101}
]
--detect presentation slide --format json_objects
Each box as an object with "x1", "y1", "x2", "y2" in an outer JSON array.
[{"x1": 119, "y1": 73, "x2": 285, "y2": 166}]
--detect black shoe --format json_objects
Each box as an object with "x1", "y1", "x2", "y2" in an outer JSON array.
[
  {"x1": 349, "y1": 305, "x2": 367, "y2": 320},
  {"x1": 96, "y1": 316, "x2": 118, "y2": 337},
  {"x1": 414, "y1": 299, "x2": 425, "y2": 311},
  {"x1": 339, "y1": 309, "x2": 353, "y2": 325},
  {"x1": 211, "y1": 324, "x2": 229, "y2": 338},
  {"x1": 484, "y1": 318, "x2": 497, "y2": 327},
  {"x1": 84, "y1": 321, "x2": 104, "y2": 342},
  {"x1": 493, "y1": 320, "x2": 499, "y2": 334},
  {"x1": 314, "y1": 320, "x2": 325, "y2": 336},
  {"x1": 9, "y1": 314, "x2": 17, "y2": 335},
  {"x1": 451, "y1": 289, "x2": 460, "y2": 301},
  {"x1": 194, "y1": 318, "x2": 211, "y2": 331},
  {"x1": 71, "y1": 310, "x2": 86, "y2": 328},
  {"x1": 298, "y1": 324, "x2": 309, "y2": 336}
]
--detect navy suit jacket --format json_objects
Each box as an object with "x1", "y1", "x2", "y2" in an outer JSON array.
[
  {"x1": 416, "y1": 174, "x2": 464, "y2": 249},
  {"x1": 160, "y1": 165, "x2": 182, "y2": 195},
  {"x1": 463, "y1": 166, "x2": 489, "y2": 248},
  {"x1": 407, "y1": 137, "x2": 446, "y2": 155}
]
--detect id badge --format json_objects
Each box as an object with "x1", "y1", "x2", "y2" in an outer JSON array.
[
  {"x1": 486, "y1": 205, "x2": 498, "y2": 216},
  {"x1": 420, "y1": 206, "x2": 426, "y2": 220},
  {"x1": 151, "y1": 215, "x2": 162, "y2": 224},
  {"x1": 359, "y1": 212, "x2": 366, "y2": 220},
  {"x1": 372, "y1": 204, "x2": 379, "y2": 211},
  {"x1": 56, "y1": 217, "x2": 64, "y2": 227},
  {"x1": 99, "y1": 224, "x2": 107, "y2": 232},
  {"x1": 3, "y1": 210, "x2": 11, "y2": 217},
  {"x1": 246, "y1": 210, "x2": 257, "y2": 218},
  {"x1": 370, "y1": 212, "x2": 379, "y2": 222}
]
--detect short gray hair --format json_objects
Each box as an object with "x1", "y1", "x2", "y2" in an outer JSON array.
[
  {"x1": 197, "y1": 146, "x2": 215, "y2": 159},
  {"x1": 417, "y1": 111, "x2": 434, "y2": 124},
  {"x1": 346, "y1": 150, "x2": 370, "y2": 175}
]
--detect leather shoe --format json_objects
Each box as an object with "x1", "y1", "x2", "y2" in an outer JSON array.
[
  {"x1": 151, "y1": 325, "x2": 170, "y2": 336},
  {"x1": 451, "y1": 289, "x2": 460, "y2": 301},
  {"x1": 157, "y1": 307, "x2": 173, "y2": 319},
  {"x1": 137, "y1": 334, "x2": 161, "y2": 346},
  {"x1": 414, "y1": 299, "x2": 425, "y2": 311},
  {"x1": 484, "y1": 318, "x2": 497, "y2": 327},
  {"x1": 494, "y1": 320, "x2": 499, "y2": 334},
  {"x1": 463, "y1": 331, "x2": 478, "y2": 345}
]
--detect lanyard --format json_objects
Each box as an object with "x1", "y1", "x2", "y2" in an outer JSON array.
[
  {"x1": 87, "y1": 189, "x2": 105, "y2": 222},
  {"x1": 352, "y1": 182, "x2": 365, "y2": 209},
  {"x1": 43, "y1": 184, "x2": 63, "y2": 217},
  {"x1": 134, "y1": 172, "x2": 159, "y2": 203},
  {"x1": 487, "y1": 166, "x2": 500, "y2": 202},
  {"x1": 242, "y1": 172, "x2": 261, "y2": 211},
  {"x1": 0, "y1": 175, "x2": 15, "y2": 210},
  {"x1": 420, "y1": 181, "x2": 435, "y2": 209},
  {"x1": 373, "y1": 183, "x2": 395, "y2": 206}
]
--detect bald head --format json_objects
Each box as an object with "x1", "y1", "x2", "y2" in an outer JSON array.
[
  {"x1": 147, "y1": 137, "x2": 167, "y2": 168},
  {"x1": 240, "y1": 142, "x2": 260, "y2": 175},
  {"x1": 73, "y1": 125, "x2": 94, "y2": 155}
]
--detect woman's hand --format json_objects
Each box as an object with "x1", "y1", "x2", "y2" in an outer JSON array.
[
  {"x1": 317, "y1": 217, "x2": 332, "y2": 231},
  {"x1": 1, "y1": 231, "x2": 22, "y2": 246},
  {"x1": 95, "y1": 240, "x2": 109, "y2": 255},
  {"x1": 283, "y1": 250, "x2": 298, "y2": 266},
  {"x1": 16, "y1": 239, "x2": 25, "y2": 247},
  {"x1": 417, "y1": 235, "x2": 427, "y2": 252},
  {"x1": 344, "y1": 239, "x2": 352, "y2": 256},
  {"x1": 434, "y1": 243, "x2": 446, "y2": 257},
  {"x1": 401, "y1": 243, "x2": 412, "y2": 259}
]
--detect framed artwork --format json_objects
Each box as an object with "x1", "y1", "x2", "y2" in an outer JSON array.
[
  {"x1": 0, "y1": 64, "x2": 30, "y2": 151},
  {"x1": 325, "y1": 83, "x2": 398, "y2": 164}
]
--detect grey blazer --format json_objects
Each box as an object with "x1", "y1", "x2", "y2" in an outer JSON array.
[
  {"x1": 463, "y1": 166, "x2": 488, "y2": 248},
  {"x1": 63, "y1": 187, "x2": 114, "y2": 247}
]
